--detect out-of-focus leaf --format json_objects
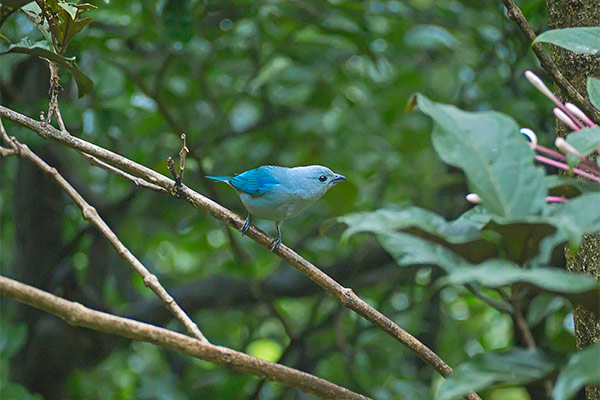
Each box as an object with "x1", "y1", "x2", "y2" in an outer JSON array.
[
  {"x1": 565, "y1": 127, "x2": 600, "y2": 168},
  {"x1": 535, "y1": 27, "x2": 600, "y2": 55},
  {"x1": 162, "y1": 0, "x2": 193, "y2": 42},
  {"x1": 249, "y1": 56, "x2": 292, "y2": 92},
  {"x1": 527, "y1": 294, "x2": 565, "y2": 327},
  {"x1": 416, "y1": 94, "x2": 547, "y2": 219},
  {"x1": 553, "y1": 341, "x2": 600, "y2": 400},
  {"x1": 391, "y1": 380, "x2": 430, "y2": 400},
  {"x1": 588, "y1": 77, "x2": 600, "y2": 111},
  {"x1": 437, "y1": 349, "x2": 555, "y2": 400},
  {"x1": 0, "y1": 38, "x2": 93, "y2": 97},
  {"x1": 405, "y1": 24, "x2": 456, "y2": 50}
]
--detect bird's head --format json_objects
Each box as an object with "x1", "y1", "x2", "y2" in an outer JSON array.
[{"x1": 292, "y1": 165, "x2": 346, "y2": 198}]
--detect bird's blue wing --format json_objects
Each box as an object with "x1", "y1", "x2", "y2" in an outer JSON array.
[{"x1": 229, "y1": 166, "x2": 279, "y2": 194}]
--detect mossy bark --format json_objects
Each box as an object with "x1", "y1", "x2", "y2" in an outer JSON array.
[{"x1": 545, "y1": 1, "x2": 600, "y2": 399}]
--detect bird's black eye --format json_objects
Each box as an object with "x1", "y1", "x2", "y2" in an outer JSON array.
[{"x1": 319, "y1": 175, "x2": 327, "y2": 182}]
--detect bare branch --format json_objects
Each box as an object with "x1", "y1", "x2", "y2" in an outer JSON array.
[
  {"x1": 0, "y1": 275, "x2": 371, "y2": 400},
  {"x1": 500, "y1": 0, "x2": 600, "y2": 125},
  {"x1": 0, "y1": 120, "x2": 208, "y2": 344},
  {"x1": 80, "y1": 152, "x2": 168, "y2": 194},
  {"x1": 0, "y1": 105, "x2": 481, "y2": 399}
]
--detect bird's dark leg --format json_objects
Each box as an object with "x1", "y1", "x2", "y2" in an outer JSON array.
[
  {"x1": 270, "y1": 221, "x2": 282, "y2": 252},
  {"x1": 240, "y1": 214, "x2": 251, "y2": 235}
]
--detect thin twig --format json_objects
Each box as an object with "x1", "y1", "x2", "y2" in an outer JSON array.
[
  {"x1": 0, "y1": 146, "x2": 17, "y2": 156},
  {"x1": 465, "y1": 284, "x2": 513, "y2": 313},
  {"x1": 0, "y1": 275, "x2": 371, "y2": 400},
  {"x1": 0, "y1": 105, "x2": 482, "y2": 400},
  {"x1": 500, "y1": 0, "x2": 600, "y2": 125},
  {"x1": 81, "y1": 152, "x2": 168, "y2": 194},
  {"x1": 0, "y1": 119, "x2": 209, "y2": 344},
  {"x1": 511, "y1": 291, "x2": 554, "y2": 398}
]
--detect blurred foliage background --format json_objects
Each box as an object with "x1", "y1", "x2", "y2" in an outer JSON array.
[{"x1": 0, "y1": 0, "x2": 579, "y2": 399}]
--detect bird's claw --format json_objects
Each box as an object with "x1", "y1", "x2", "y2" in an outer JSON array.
[
  {"x1": 240, "y1": 215, "x2": 251, "y2": 235},
  {"x1": 269, "y1": 237, "x2": 281, "y2": 252}
]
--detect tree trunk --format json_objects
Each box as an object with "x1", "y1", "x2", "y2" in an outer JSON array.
[{"x1": 545, "y1": 1, "x2": 600, "y2": 399}]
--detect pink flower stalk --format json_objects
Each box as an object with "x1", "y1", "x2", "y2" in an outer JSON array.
[
  {"x1": 525, "y1": 70, "x2": 585, "y2": 129},
  {"x1": 553, "y1": 108, "x2": 580, "y2": 131},
  {"x1": 545, "y1": 196, "x2": 568, "y2": 203},
  {"x1": 565, "y1": 103, "x2": 596, "y2": 128},
  {"x1": 535, "y1": 155, "x2": 600, "y2": 183}
]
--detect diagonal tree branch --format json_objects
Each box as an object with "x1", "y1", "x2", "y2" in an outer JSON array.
[
  {"x1": 0, "y1": 105, "x2": 481, "y2": 400},
  {"x1": 0, "y1": 275, "x2": 371, "y2": 400},
  {"x1": 0, "y1": 120, "x2": 208, "y2": 343},
  {"x1": 500, "y1": 0, "x2": 600, "y2": 125}
]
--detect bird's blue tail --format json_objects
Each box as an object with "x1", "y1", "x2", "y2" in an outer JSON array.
[{"x1": 205, "y1": 176, "x2": 231, "y2": 183}]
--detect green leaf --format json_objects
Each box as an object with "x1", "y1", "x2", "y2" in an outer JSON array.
[
  {"x1": 416, "y1": 94, "x2": 547, "y2": 218},
  {"x1": 553, "y1": 341, "x2": 600, "y2": 400},
  {"x1": 405, "y1": 24, "x2": 456, "y2": 50},
  {"x1": 58, "y1": 1, "x2": 78, "y2": 20},
  {"x1": 340, "y1": 206, "x2": 496, "y2": 263},
  {"x1": 565, "y1": 127, "x2": 600, "y2": 168},
  {"x1": 535, "y1": 27, "x2": 600, "y2": 55},
  {"x1": 20, "y1": 2, "x2": 53, "y2": 44},
  {"x1": 0, "y1": 38, "x2": 93, "y2": 98},
  {"x1": 526, "y1": 294, "x2": 565, "y2": 327},
  {"x1": 377, "y1": 231, "x2": 466, "y2": 271},
  {"x1": 588, "y1": 77, "x2": 600, "y2": 111},
  {"x1": 437, "y1": 349, "x2": 555, "y2": 400},
  {"x1": 249, "y1": 56, "x2": 293, "y2": 92},
  {"x1": 545, "y1": 193, "x2": 600, "y2": 248},
  {"x1": 441, "y1": 260, "x2": 599, "y2": 295}
]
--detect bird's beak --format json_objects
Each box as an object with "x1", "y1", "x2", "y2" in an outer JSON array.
[{"x1": 332, "y1": 174, "x2": 347, "y2": 185}]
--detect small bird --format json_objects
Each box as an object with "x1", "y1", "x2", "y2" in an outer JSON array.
[{"x1": 207, "y1": 165, "x2": 347, "y2": 251}]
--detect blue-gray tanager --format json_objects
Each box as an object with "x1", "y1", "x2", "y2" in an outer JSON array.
[{"x1": 207, "y1": 165, "x2": 346, "y2": 251}]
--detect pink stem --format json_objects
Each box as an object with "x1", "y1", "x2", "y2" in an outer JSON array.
[
  {"x1": 535, "y1": 155, "x2": 600, "y2": 183},
  {"x1": 546, "y1": 196, "x2": 568, "y2": 203},
  {"x1": 535, "y1": 144, "x2": 566, "y2": 161}
]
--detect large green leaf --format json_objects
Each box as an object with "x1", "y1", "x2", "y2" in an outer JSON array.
[
  {"x1": 441, "y1": 260, "x2": 598, "y2": 294},
  {"x1": 553, "y1": 341, "x2": 600, "y2": 400},
  {"x1": 416, "y1": 94, "x2": 547, "y2": 218},
  {"x1": 377, "y1": 231, "x2": 467, "y2": 271},
  {"x1": 437, "y1": 349, "x2": 555, "y2": 400},
  {"x1": 565, "y1": 127, "x2": 600, "y2": 168},
  {"x1": 0, "y1": 38, "x2": 93, "y2": 97},
  {"x1": 535, "y1": 27, "x2": 600, "y2": 55},
  {"x1": 588, "y1": 77, "x2": 600, "y2": 111},
  {"x1": 441, "y1": 259, "x2": 600, "y2": 313},
  {"x1": 545, "y1": 193, "x2": 600, "y2": 247},
  {"x1": 340, "y1": 206, "x2": 499, "y2": 263}
]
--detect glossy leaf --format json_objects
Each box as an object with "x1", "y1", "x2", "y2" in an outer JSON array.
[
  {"x1": 553, "y1": 341, "x2": 600, "y2": 400},
  {"x1": 437, "y1": 349, "x2": 555, "y2": 400},
  {"x1": 535, "y1": 27, "x2": 600, "y2": 55},
  {"x1": 0, "y1": 38, "x2": 93, "y2": 97},
  {"x1": 416, "y1": 94, "x2": 547, "y2": 218}
]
